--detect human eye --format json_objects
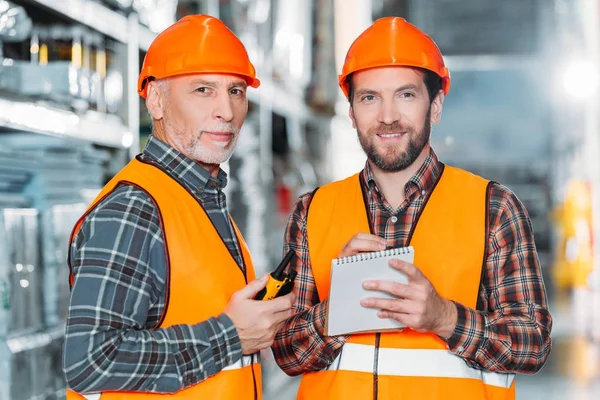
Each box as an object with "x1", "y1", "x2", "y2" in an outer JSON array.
[
  {"x1": 230, "y1": 88, "x2": 246, "y2": 97},
  {"x1": 399, "y1": 92, "x2": 416, "y2": 99},
  {"x1": 361, "y1": 94, "x2": 377, "y2": 103}
]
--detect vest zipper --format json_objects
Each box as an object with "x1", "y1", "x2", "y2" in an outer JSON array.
[
  {"x1": 359, "y1": 173, "x2": 381, "y2": 400},
  {"x1": 373, "y1": 333, "x2": 381, "y2": 400}
]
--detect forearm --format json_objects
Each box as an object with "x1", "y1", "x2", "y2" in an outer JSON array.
[
  {"x1": 450, "y1": 183, "x2": 553, "y2": 374},
  {"x1": 64, "y1": 313, "x2": 240, "y2": 393},
  {"x1": 272, "y1": 299, "x2": 347, "y2": 376},
  {"x1": 446, "y1": 302, "x2": 552, "y2": 374}
]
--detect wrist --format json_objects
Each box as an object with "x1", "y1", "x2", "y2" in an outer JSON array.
[
  {"x1": 435, "y1": 299, "x2": 458, "y2": 339},
  {"x1": 314, "y1": 299, "x2": 329, "y2": 336}
]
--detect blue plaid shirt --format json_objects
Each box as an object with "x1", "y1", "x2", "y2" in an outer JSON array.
[{"x1": 64, "y1": 136, "x2": 244, "y2": 393}]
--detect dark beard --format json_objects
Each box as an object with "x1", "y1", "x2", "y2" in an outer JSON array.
[{"x1": 358, "y1": 107, "x2": 431, "y2": 172}]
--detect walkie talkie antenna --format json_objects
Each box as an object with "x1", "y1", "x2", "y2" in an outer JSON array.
[{"x1": 272, "y1": 250, "x2": 295, "y2": 281}]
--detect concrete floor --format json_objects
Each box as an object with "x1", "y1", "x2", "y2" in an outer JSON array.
[{"x1": 515, "y1": 292, "x2": 600, "y2": 400}]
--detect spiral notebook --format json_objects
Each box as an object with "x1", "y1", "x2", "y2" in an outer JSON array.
[{"x1": 325, "y1": 246, "x2": 414, "y2": 336}]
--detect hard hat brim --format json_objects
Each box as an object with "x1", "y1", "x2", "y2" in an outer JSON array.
[{"x1": 138, "y1": 70, "x2": 261, "y2": 99}]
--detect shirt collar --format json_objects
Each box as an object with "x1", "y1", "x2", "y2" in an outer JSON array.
[
  {"x1": 362, "y1": 147, "x2": 442, "y2": 195},
  {"x1": 141, "y1": 135, "x2": 228, "y2": 193}
]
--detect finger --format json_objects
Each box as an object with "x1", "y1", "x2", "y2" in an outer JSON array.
[
  {"x1": 362, "y1": 280, "x2": 413, "y2": 298},
  {"x1": 284, "y1": 291, "x2": 297, "y2": 303},
  {"x1": 389, "y1": 259, "x2": 425, "y2": 282},
  {"x1": 274, "y1": 306, "x2": 297, "y2": 318},
  {"x1": 273, "y1": 319, "x2": 288, "y2": 335},
  {"x1": 278, "y1": 292, "x2": 297, "y2": 309},
  {"x1": 271, "y1": 308, "x2": 295, "y2": 325},
  {"x1": 235, "y1": 274, "x2": 269, "y2": 299},
  {"x1": 341, "y1": 239, "x2": 387, "y2": 257},
  {"x1": 378, "y1": 310, "x2": 411, "y2": 324},
  {"x1": 360, "y1": 297, "x2": 414, "y2": 314},
  {"x1": 265, "y1": 293, "x2": 295, "y2": 313},
  {"x1": 353, "y1": 232, "x2": 388, "y2": 246}
]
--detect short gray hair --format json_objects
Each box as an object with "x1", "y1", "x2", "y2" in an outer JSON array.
[{"x1": 155, "y1": 77, "x2": 171, "y2": 98}]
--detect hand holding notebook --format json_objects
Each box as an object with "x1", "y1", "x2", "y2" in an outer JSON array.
[{"x1": 325, "y1": 246, "x2": 415, "y2": 336}]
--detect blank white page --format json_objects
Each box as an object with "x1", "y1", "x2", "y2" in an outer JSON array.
[{"x1": 326, "y1": 246, "x2": 414, "y2": 336}]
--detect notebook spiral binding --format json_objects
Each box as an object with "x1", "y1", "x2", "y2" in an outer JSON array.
[{"x1": 334, "y1": 246, "x2": 414, "y2": 265}]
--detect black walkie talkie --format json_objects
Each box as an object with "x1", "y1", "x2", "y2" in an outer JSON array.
[{"x1": 254, "y1": 250, "x2": 297, "y2": 300}]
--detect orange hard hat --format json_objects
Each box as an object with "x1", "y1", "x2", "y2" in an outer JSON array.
[
  {"x1": 339, "y1": 17, "x2": 450, "y2": 99},
  {"x1": 138, "y1": 15, "x2": 260, "y2": 98}
]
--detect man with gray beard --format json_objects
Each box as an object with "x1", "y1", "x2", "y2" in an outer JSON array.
[
  {"x1": 272, "y1": 17, "x2": 551, "y2": 400},
  {"x1": 63, "y1": 15, "x2": 294, "y2": 400}
]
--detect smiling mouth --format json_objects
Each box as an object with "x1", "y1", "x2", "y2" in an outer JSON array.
[{"x1": 377, "y1": 132, "x2": 406, "y2": 138}]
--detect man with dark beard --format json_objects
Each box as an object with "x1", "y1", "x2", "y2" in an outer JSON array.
[{"x1": 272, "y1": 17, "x2": 551, "y2": 400}]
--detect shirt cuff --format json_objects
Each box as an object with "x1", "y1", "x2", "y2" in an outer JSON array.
[
  {"x1": 210, "y1": 313, "x2": 243, "y2": 369},
  {"x1": 313, "y1": 299, "x2": 329, "y2": 336},
  {"x1": 175, "y1": 314, "x2": 242, "y2": 388},
  {"x1": 445, "y1": 302, "x2": 485, "y2": 359}
]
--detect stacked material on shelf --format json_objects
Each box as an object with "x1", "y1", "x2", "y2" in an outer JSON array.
[
  {"x1": 0, "y1": 132, "x2": 110, "y2": 399},
  {"x1": 0, "y1": 146, "x2": 34, "y2": 209},
  {"x1": 41, "y1": 203, "x2": 87, "y2": 327},
  {"x1": 0, "y1": 133, "x2": 108, "y2": 326},
  {"x1": 0, "y1": 208, "x2": 64, "y2": 400},
  {"x1": 0, "y1": 208, "x2": 44, "y2": 337},
  {"x1": 0, "y1": 134, "x2": 102, "y2": 205},
  {"x1": 0, "y1": 325, "x2": 65, "y2": 400}
]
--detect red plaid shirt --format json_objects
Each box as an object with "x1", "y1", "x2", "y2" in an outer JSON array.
[{"x1": 272, "y1": 149, "x2": 552, "y2": 375}]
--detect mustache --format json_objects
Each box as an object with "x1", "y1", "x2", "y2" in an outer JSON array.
[
  {"x1": 368, "y1": 121, "x2": 410, "y2": 134},
  {"x1": 200, "y1": 123, "x2": 240, "y2": 135}
]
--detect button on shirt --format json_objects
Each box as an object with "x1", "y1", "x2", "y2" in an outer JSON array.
[{"x1": 64, "y1": 136, "x2": 244, "y2": 393}]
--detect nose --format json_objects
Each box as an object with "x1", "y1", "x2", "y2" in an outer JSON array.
[
  {"x1": 377, "y1": 96, "x2": 401, "y2": 126},
  {"x1": 211, "y1": 90, "x2": 234, "y2": 122}
]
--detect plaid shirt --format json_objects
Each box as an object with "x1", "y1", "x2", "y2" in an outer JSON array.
[
  {"x1": 272, "y1": 149, "x2": 552, "y2": 376},
  {"x1": 63, "y1": 136, "x2": 244, "y2": 393}
]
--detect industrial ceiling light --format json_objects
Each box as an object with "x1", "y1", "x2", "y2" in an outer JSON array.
[
  {"x1": 0, "y1": 0, "x2": 32, "y2": 42},
  {"x1": 562, "y1": 59, "x2": 599, "y2": 100}
]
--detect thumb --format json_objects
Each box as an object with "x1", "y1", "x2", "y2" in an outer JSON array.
[{"x1": 236, "y1": 274, "x2": 269, "y2": 299}]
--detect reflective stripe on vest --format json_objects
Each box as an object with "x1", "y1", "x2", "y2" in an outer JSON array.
[
  {"x1": 326, "y1": 343, "x2": 515, "y2": 389},
  {"x1": 80, "y1": 354, "x2": 260, "y2": 400},
  {"x1": 223, "y1": 354, "x2": 260, "y2": 371}
]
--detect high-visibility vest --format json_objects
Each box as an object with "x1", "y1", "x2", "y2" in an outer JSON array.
[
  {"x1": 297, "y1": 165, "x2": 515, "y2": 400},
  {"x1": 66, "y1": 156, "x2": 261, "y2": 400}
]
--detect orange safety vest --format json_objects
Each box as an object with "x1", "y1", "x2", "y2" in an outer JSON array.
[
  {"x1": 66, "y1": 156, "x2": 261, "y2": 400},
  {"x1": 297, "y1": 165, "x2": 515, "y2": 400}
]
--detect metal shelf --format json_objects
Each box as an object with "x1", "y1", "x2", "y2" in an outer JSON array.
[
  {"x1": 28, "y1": 0, "x2": 156, "y2": 51},
  {"x1": 0, "y1": 97, "x2": 131, "y2": 149},
  {"x1": 249, "y1": 79, "x2": 315, "y2": 121}
]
